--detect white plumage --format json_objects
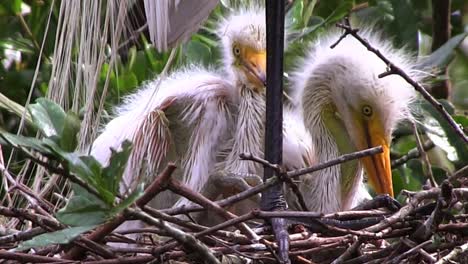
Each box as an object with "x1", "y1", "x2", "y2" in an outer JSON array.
[
  {"x1": 91, "y1": 5, "x2": 313, "y2": 215},
  {"x1": 291, "y1": 29, "x2": 422, "y2": 212},
  {"x1": 92, "y1": 4, "x2": 421, "y2": 226}
]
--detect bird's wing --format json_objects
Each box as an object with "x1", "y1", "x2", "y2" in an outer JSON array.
[
  {"x1": 145, "y1": 0, "x2": 219, "y2": 51},
  {"x1": 91, "y1": 67, "x2": 235, "y2": 198},
  {"x1": 283, "y1": 109, "x2": 315, "y2": 170}
]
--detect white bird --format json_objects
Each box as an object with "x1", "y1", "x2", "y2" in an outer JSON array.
[
  {"x1": 289, "y1": 29, "x2": 422, "y2": 213},
  {"x1": 91, "y1": 5, "x2": 313, "y2": 214}
]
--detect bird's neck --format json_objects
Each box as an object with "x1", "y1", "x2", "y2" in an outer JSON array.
[
  {"x1": 302, "y1": 95, "x2": 361, "y2": 212},
  {"x1": 224, "y1": 86, "x2": 265, "y2": 174}
]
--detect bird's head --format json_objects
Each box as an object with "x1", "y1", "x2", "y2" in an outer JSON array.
[
  {"x1": 296, "y1": 30, "x2": 421, "y2": 197},
  {"x1": 217, "y1": 6, "x2": 266, "y2": 92}
]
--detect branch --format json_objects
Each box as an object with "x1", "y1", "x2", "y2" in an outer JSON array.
[
  {"x1": 391, "y1": 140, "x2": 435, "y2": 168},
  {"x1": 127, "y1": 208, "x2": 220, "y2": 264},
  {"x1": 63, "y1": 163, "x2": 177, "y2": 260},
  {"x1": 163, "y1": 146, "x2": 383, "y2": 216},
  {"x1": 412, "y1": 121, "x2": 437, "y2": 187},
  {"x1": 333, "y1": 22, "x2": 468, "y2": 144}
]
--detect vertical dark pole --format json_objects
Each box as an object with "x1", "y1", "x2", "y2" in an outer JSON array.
[{"x1": 264, "y1": 0, "x2": 290, "y2": 263}]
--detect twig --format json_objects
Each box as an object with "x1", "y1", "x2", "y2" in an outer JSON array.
[
  {"x1": 287, "y1": 146, "x2": 383, "y2": 179},
  {"x1": 388, "y1": 240, "x2": 432, "y2": 264},
  {"x1": 167, "y1": 178, "x2": 260, "y2": 241},
  {"x1": 365, "y1": 188, "x2": 440, "y2": 232},
  {"x1": 0, "y1": 226, "x2": 45, "y2": 244},
  {"x1": 241, "y1": 152, "x2": 309, "y2": 210},
  {"x1": 127, "y1": 208, "x2": 220, "y2": 264},
  {"x1": 448, "y1": 164, "x2": 468, "y2": 182},
  {"x1": 435, "y1": 241, "x2": 468, "y2": 264},
  {"x1": 0, "y1": 250, "x2": 69, "y2": 263},
  {"x1": 240, "y1": 153, "x2": 282, "y2": 173},
  {"x1": 331, "y1": 237, "x2": 361, "y2": 264},
  {"x1": 163, "y1": 146, "x2": 384, "y2": 216},
  {"x1": 392, "y1": 140, "x2": 435, "y2": 168},
  {"x1": 63, "y1": 163, "x2": 177, "y2": 260},
  {"x1": 333, "y1": 22, "x2": 468, "y2": 144},
  {"x1": 412, "y1": 121, "x2": 437, "y2": 187}
]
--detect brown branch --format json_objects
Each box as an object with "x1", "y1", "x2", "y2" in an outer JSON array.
[
  {"x1": 448, "y1": 164, "x2": 468, "y2": 182},
  {"x1": 333, "y1": 22, "x2": 468, "y2": 144},
  {"x1": 0, "y1": 226, "x2": 45, "y2": 244},
  {"x1": 241, "y1": 153, "x2": 309, "y2": 211},
  {"x1": 127, "y1": 208, "x2": 220, "y2": 264},
  {"x1": 412, "y1": 121, "x2": 437, "y2": 187},
  {"x1": 164, "y1": 146, "x2": 383, "y2": 217},
  {"x1": 365, "y1": 188, "x2": 440, "y2": 233},
  {"x1": 167, "y1": 178, "x2": 260, "y2": 241},
  {"x1": 0, "y1": 250, "x2": 68, "y2": 263},
  {"x1": 287, "y1": 146, "x2": 383, "y2": 179},
  {"x1": 331, "y1": 237, "x2": 361, "y2": 264},
  {"x1": 63, "y1": 163, "x2": 177, "y2": 260}
]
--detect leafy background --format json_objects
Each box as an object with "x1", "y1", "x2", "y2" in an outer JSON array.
[{"x1": 0, "y1": 0, "x2": 467, "y2": 241}]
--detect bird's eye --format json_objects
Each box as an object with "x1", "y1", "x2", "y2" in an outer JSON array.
[
  {"x1": 362, "y1": 105, "x2": 373, "y2": 117},
  {"x1": 233, "y1": 45, "x2": 241, "y2": 56}
]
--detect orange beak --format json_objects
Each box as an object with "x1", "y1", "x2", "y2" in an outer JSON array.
[
  {"x1": 359, "y1": 120, "x2": 393, "y2": 197},
  {"x1": 241, "y1": 47, "x2": 266, "y2": 89}
]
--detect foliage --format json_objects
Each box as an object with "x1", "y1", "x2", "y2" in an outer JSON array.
[{"x1": 0, "y1": 98, "x2": 143, "y2": 248}]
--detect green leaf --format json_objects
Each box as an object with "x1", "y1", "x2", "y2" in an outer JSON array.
[
  {"x1": 286, "y1": 0, "x2": 304, "y2": 29},
  {"x1": 28, "y1": 98, "x2": 66, "y2": 137},
  {"x1": 389, "y1": 0, "x2": 419, "y2": 51},
  {"x1": 111, "y1": 184, "x2": 144, "y2": 215},
  {"x1": 421, "y1": 100, "x2": 468, "y2": 163},
  {"x1": 59, "y1": 112, "x2": 80, "y2": 152},
  {"x1": 417, "y1": 33, "x2": 468, "y2": 70},
  {"x1": 0, "y1": 0, "x2": 22, "y2": 15},
  {"x1": 393, "y1": 165, "x2": 425, "y2": 198},
  {"x1": 16, "y1": 225, "x2": 95, "y2": 251},
  {"x1": 406, "y1": 159, "x2": 447, "y2": 184},
  {"x1": 116, "y1": 73, "x2": 138, "y2": 93},
  {"x1": 185, "y1": 40, "x2": 212, "y2": 66},
  {"x1": 0, "y1": 131, "x2": 53, "y2": 155},
  {"x1": 48, "y1": 145, "x2": 115, "y2": 205},
  {"x1": 102, "y1": 140, "x2": 132, "y2": 196},
  {"x1": 56, "y1": 184, "x2": 110, "y2": 226},
  {"x1": 453, "y1": 115, "x2": 468, "y2": 128}
]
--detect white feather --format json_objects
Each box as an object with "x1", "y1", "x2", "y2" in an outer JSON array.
[
  {"x1": 145, "y1": 0, "x2": 219, "y2": 51},
  {"x1": 291, "y1": 27, "x2": 422, "y2": 212}
]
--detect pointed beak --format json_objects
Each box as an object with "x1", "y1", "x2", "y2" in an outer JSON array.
[
  {"x1": 241, "y1": 49, "x2": 266, "y2": 88},
  {"x1": 360, "y1": 120, "x2": 393, "y2": 197}
]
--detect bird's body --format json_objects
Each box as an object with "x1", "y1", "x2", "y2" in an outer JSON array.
[
  {"x1": 92, "y1": 4, "x2": 420, "y2": 221},
  {"x1": 291, "y1": 30, "x2": 420, "y2": 213},
  {"x1": 91, "y1": 5, "x2": 313, "y2": 214}
]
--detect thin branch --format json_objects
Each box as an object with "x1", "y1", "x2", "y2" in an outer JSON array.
[
  {"x1": 167, "y1": 178, "x2": 260, "y2": 241},
  {"x1": 392, "y1": 140, "x2": 435, "y2": 168},
  {"x1": 331, "y1": 237, "x2": 361, "y2": 264},
  {"x1": 287, "y1": 146, "x2": 383, "y2": 179},
  {"x1": 127, "y1": 208, "x2": 220, "y2": 264},
  {"x1": 63, "y1": 164, "x2": 177, "y2": 260},
  {"x1": 333, "y1": 22, "x2": 468, "y2": 144},
  {"x1": 412, "y1": 121, "x2": 437, "y2": 187},
  {"x1": 448, "y1": 164, "x2": 468, "y2": 182},
  {"x1": 164, "y1": 146, "x2": 384, "y2": 216}
]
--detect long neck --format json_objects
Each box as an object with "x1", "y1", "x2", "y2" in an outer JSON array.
[
  {"x1": 224, "y1": 86, "x2": 265, "y2": 174},
  {"x1": 301, "y1": 88, "x2": 360, "y2": 212}
]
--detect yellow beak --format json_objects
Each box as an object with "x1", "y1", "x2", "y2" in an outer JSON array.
[
  {"x1": 360, "y1": 120, "x2": 393, "y2": 197},
  {"x1": 241, "y1": 47, "x2": 266, "y2": 89}
]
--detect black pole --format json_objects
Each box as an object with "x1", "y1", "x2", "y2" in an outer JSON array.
[{"x1": 263, "y1": 0, "x2": 290, "y2": 263}]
